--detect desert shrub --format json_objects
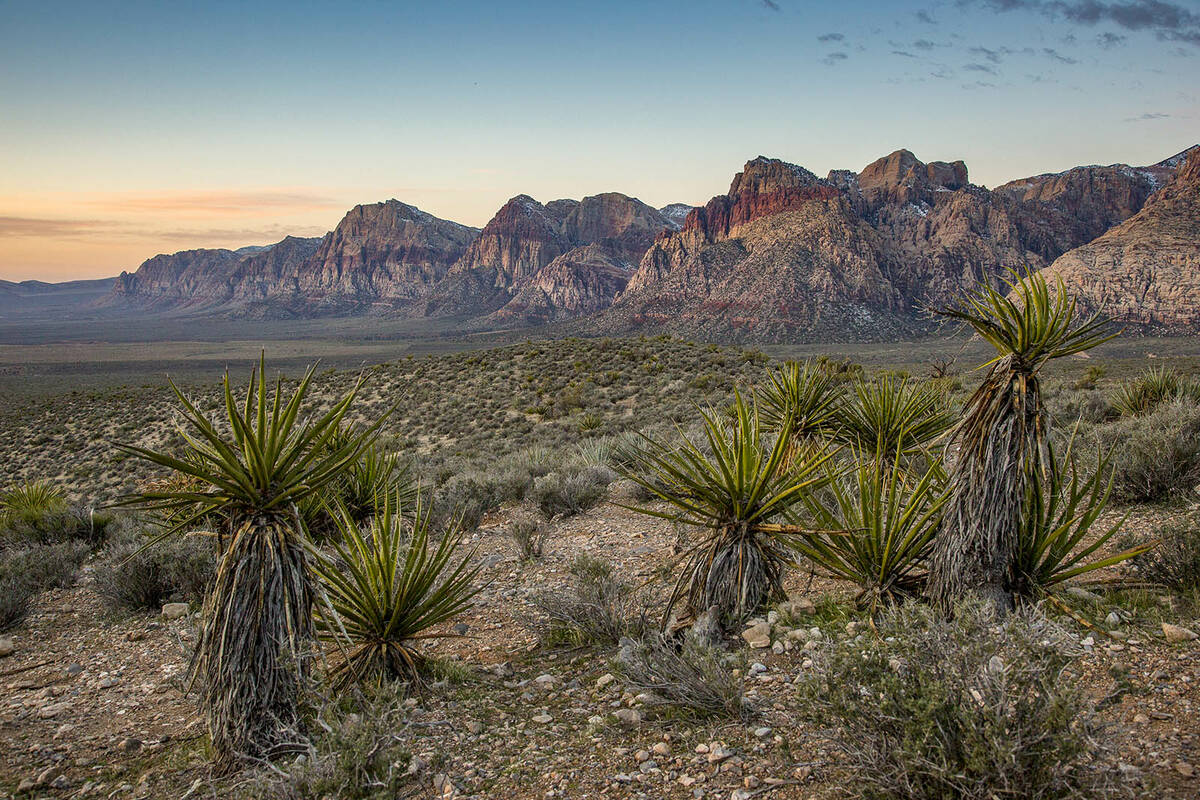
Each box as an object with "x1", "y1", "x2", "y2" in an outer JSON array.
[
  {"x1": 0, "y1": 577, "x2": 33, "y2": 631},
  {"x1": 530, "y1": 465, "x2": 612, "y2": 519},
  {"x1": 507, "y1": 518, "x2": 547, "y2": 559},
  {"x1": 0, "y1": 488, "x2": 113, "y2": 546},
  {"x1": 1099, "y1": 400, "x2": 1200, "y2": 503},
  {"x1": 1053, "y1": 389, "x2": 1111, "y2": 425},
  {"x1": 615, "y1": 634, "x2": 750, "y2": 720},
  {"x1": 1072, "y1": 364, "x2": 1107, "y2": 390},
  {"x1": 1130, "y1": 513, "x2": 1200, "y2": 592},
  {"x1": 93, "y1": 532, "x2": 215, "y2": 612},
  {"x1": 0, "y1": 541, "x2": 90, "y2": 631},
  {"x1": 533, "y1": 554, "x2": 649, "y2": 645},
  {"x1": 242, "y1": 684, "x2": 419, "y2": 800},
  {"x1": 795, "y1": 601, "x2": 1126, "y2": 800}
]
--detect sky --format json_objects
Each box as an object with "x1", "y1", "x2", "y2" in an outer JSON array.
[{"x1": 1, "y1": 0, "x2": 1197, "y2": 281}]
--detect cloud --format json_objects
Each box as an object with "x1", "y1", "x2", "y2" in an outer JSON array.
[
  {"x1": 892, "y1": 49, "x2": 919, "y2": 57},
  {"x1": 1097, "y1": 31, "x2": 1127, "y2": 46},
  {"x1": 0, "y1": 216, "x2": 115, "y2": 239},
  {"x1": 916, "y1": 9, "x2": 939, "y2": 24},
  {"x1": 969, "y1": 45, "x2": 1013, "y2": 62},
  {"x1": 914, "y1": 38, "x2": 938, "y2": 50},
  {"x1": 964, "y1": 0, "x2": 1200, "y2": 47},
  {"x1": 88, "y1": 189, "x2": 340, "y2": 217},
  {"x1": 1042, "y1": 46, "x2": 1079, "y2": 62},
  {"x1": 817, "y1": 32, "x2": 845, "y2": 42},
  {"x1": 822, "y1": 51, "x2": 849, "y2": 64},
  {"x1": 964, "y1": 62, "x2": 999, "y2": 73},
  {"x1": 1123, "y1": 111, "x2": 1171, "y2": 121},
  {"x1": 760, "y1": 0, "x2": 780, "y2": 10}
]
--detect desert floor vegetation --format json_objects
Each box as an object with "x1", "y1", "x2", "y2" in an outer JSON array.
[{"x1": 0, "y1": 328, "x2": 1198, "y2": 799}]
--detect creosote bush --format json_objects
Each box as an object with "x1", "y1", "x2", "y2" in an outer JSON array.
[
  {"x1": 1099, "y1": 399, "x2": 1200, "y2": 503},
  {"x1": 533, "y1": 554, "x2": 649, "y2": 645},
  {"x1": 615, "y1": 634, "x2": 750, "y2": 720},
  {"x1": 1130, "y1": 512, "x2": 1200, "y2": 593},
  {"x1": 794, "y1": 601, "x2": 1129, "y2": 800},
  {"x1": 0, "y1": 541, "x2": 90, "y2": 631},
  {"x1": 94, "y1": 530, "x2": 215, "y2": 612}
]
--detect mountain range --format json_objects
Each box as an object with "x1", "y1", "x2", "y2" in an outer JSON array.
[{"x1": 93, "y1": 143, "x2": 1200, "y2": 340}]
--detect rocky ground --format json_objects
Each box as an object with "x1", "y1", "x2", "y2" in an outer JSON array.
[{"x1": 1, "y1": 497, "x2": 1198, "y2": 800}]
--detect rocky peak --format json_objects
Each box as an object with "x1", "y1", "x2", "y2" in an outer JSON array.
[
  {"x1": 658, "y1": 203, "x2": 694, "y2": 228},
  {"x1": 857, "y1": 149, "x2": 968, "y2": 206},
  {"x1": 729, "y1": 156, "x2": 821, "y2": 196}
]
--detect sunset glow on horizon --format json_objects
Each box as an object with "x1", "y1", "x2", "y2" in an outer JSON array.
[{"x1": 2, "y1": 0, "x2": 1197, "y2": 282}]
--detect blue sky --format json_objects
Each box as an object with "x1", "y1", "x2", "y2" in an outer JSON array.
[{"x1": 1, "y1": 0, "x2": 1196, "y2": 279}]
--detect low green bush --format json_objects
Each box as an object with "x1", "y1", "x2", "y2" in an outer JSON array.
[
  {"x1": 93, "y1": 532, "x2": 215, "y2": 612},
  {"x1": 1098, "y1": 400, "x2": 1200, "y2": 503},
  {"x1": 793, "y1": 601, "x2": 1128, "y2": 800}
]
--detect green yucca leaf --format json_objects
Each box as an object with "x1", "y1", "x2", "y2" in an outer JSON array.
[
  {"x1": 833, "y1": 375, "x2": 954, "y2": 458},
  {"x1": 617, "y1": 391, "x2": 834, "y2": 627},
  {"x1": 793, "y1": 444, "x2": 949, "y2": 609},
  {"x1": 1, "y1": 480, "x2": 68, "y2": 520},
  {"x1": 757, "y1": 361, "x2": 842, "y2": 438},
  {"x1": 1013, "y1": 430, "x2": 1149, "y2": 594},
  {"x1": 938, "y1": 269, "x2": 1118, "y2": 371},
  {"x1": 113, "y1": 354, "x2": 388, "y2": 541},
  {"x1": 312, "y1": 494, "x2": 482, "y2": 688}
]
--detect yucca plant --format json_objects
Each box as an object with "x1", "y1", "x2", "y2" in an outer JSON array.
[
  {"x1": 618, "y1": 392, "x2": 833, "y2": 629},
  {"x1": 1012, "y1": 434, "x2": 1150, "y2": 597},
  {"x1": 115, "y1": 356, "x2": 383, "y2": 768},
  {"x1": 0, "y1": 480, "x2": 68, "y2": 523},
  {"x1": 1110, "y1": 366, "x2": 1199, "y2": 417},
  {"x1": 793, "y1": 446, "x2": 949, "y2": 611},
  {"x1": 758, "y1": 361, "x2": 842, "y2": 439},
  {"x1": 833, "y1": 375, "x2": 954, "y2": 460},
  {"x1": 306, "y1": 441, "x2": 418, "y2": 539},
  {"x1": 928, "y1": 271, "x2": 1117, "y2": 612},
  {"x1": 312, "y1": 495, "x2": 481, "y2": 689}
]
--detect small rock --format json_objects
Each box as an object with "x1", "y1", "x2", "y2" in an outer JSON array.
[
  {"x1": 531, "y1": 713, "x2": 553, "y2": 724},
  {"x1": 534, "y1": 673, "x2": 557, "y2": 686},
  {"x1": 118, "y1": 737, "x2": 142, "y2": 754},
  {"x1": 753, "y1": 727, "x2": 772, "y2": 738},
  {"x1": 742, "y1": 622, "x2": 772, "y2": 649},
  {"x1": 451, "y1": 622, "x2": 469, "y2": 635},
  {"x1": 1174, "y1": 761, "x2": 1195, "y2": 778},
  {"x1": 708, "y1": 746, "x2": 734, "y2": 764},
  {"x1": 1133, "y1": 713, "x2": 1150, "y2": 724},
  {"x1": 0, "y1": 637, "x2": 14, "y2": 657},
  {"x1": 652, "y1": 742, "x2": 671, "y2": 757},
  {"x1": 613, "y1": 708, "x2": 642, "y2": 725},
  {"x1": 64, "y1": 662, "x2": 84, "y2": 677},
  {"x1": 466, "y1": 720, "x2": 483, "y2": 735},
  {"x1": 162, "y1": 602, "x2": 190, "y2": 620},
  {"x1": 635, "y1": 750, "x2": 651, "y2": 762},
  {"x1": 1065, "y1": 586, "x2": 1101, "y2": 605},
  {"x1": 1105, "y1": 611, "x2": 1122, "y2": 627},
  {"x1": 1161, "y1": 623, "x2": 1198, "y2": 643},
  {"x1": 98, "y1": 677, "x2": 119, "y2": 689},
  {"x1": 595, "y1": 673, "x2": 616, "y2": 690},
  {"x1": 779, "y1": 597, "x2": 816, "y2": 617}
]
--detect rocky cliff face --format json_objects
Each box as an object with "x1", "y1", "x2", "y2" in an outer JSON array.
[
  {"x1": 604, "y1": 146, "x2": 1185, "y2": 341},
  {"x1": 424, "y1": 192, "x2": 675, "y2": 319},
  {"x1": 1038, "y1": 149, "x2": 1200, "y2": 330},
  {"x1": 490, "y1": 244, "x2": 632, "y2": 324},
  {"x1": 108, "y1": 248, "x2": 245, "y2": 308}
]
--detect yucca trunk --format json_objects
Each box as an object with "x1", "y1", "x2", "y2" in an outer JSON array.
[
  {"x1": 197, "y1": 513, "x2": 313, "y2": 767},
  {"x1": 928, "y1": 357, "x2": 1049, "y2": 613},
  {"x1": 686, "y1": 523, "x2": 785, "y2": 627}
]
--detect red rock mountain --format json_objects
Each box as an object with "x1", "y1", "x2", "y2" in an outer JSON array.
[
  {"x1": 422, "y1": 192, "x2": 678, "y2": 321},
  {"x1": 101, "y1": 145, "x2": 1196, "y2": 338},
  {"x1": 1037, "y1": 148, "x2": 1200, "y2": 330},
  {"x1": 600, "y1": 148, "x2": 1188, "y2": 340}
]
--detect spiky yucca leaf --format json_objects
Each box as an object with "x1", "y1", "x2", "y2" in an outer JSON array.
[
  {"x1": 313, "y1": 496, "x2": 481, "y2": 689},
  {"x1": 0, "y1": 480, "x2": 68, "y2": 521},
  {"x1": 618, "y1": 392, "x2": 833, "y2": 628},
  {"x1": 1013, "y1": 434, "x2": 1149, "y2": 596},
  {"x1": 1110, "y1": 366, "x2": 1200, "y2": 418},
  {"x1": 758, "y1": 361, "x2": 842, "y2": 438},
  {"x1": 114, "y1": 355, "x2": 382, "y2": 768},
  {"x1": 795, "y1": 446, "x2": 949, "y2": 610},
  {"x1": 833, "y1": 375, "x2": 954, "y2": 458}
]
